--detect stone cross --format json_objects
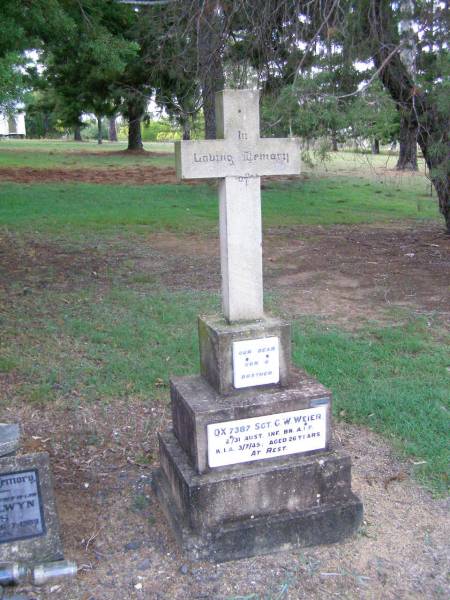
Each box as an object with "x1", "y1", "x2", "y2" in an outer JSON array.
[{"x1": 175, "y1": 89, "x2": 300, "y2": 322}]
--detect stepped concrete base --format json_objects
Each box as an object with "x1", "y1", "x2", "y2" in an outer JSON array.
[
  {"x1": 152, "y1": 431, "x2": 363, "y2": 563},
  {"x1": 171, "y1": 370, "x2": 332, "y2": 473}
]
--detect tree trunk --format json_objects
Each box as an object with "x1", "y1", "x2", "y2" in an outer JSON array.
[
  {"x1": 331, "y1": 135, "x2": 338, "y2": 152},
  {"x1": 372, "y1": 139, "x2": 380, "y2": 155},
  {"x1": 396, "y1": 113, "x2": 417, "y2": 170},
  {"x1": 126, "y1": 97, "x2": 144, "y2": 151},
  {"x1": 96, "y1": 115, "x2": 103, "y2": 145},
  {"x1": 108, "y1": 116, "x2": 118, "y2": 142},
  {"x1": 197, "y1": 0, "x2": 224, "y2": 139},
  {"x1": 43, "y1": 113, "x2": 49, "y2": 138},
  {"x1": 182, "y1": 119, "x2": 191, "y2": 141},
  {"x1": 369, "y1": 0, "x2": 449, "y2": 232},
  {"x1": 74, "y1": 125, "x2": 82, "y2": 142}
]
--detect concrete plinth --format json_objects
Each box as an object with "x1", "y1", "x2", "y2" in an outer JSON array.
[
  {"x1": 198, "y1": 314, "x2": 291, "y2": 395},
  {"x1": 171, "y1": 370, "x2": 332, "y2": 474},
  {"x1": 153, "y1": 431, "x2": 362, "y2": 562}
]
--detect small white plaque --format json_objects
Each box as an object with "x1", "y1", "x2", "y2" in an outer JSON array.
[
  {"x1": 207, "y1": 405, "x2": 327, "y2": 468},
  {"x1": 233, "y1": 337, "x2": 279, "y2": 388}
]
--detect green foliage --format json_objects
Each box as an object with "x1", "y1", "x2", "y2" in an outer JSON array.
[
  {"x1": 261, "y1": 74, "x2": 398, "y2": 149},
  {"x1": 0, "y1": 1, "x2": 68, "y2": 58},
  {"x1": 141, "y1": 115, "x2": 205, "y2": 142},
  {"x1": 41, "y1": 2, "x2": 138, "y2": 128},
  {"x1": 152, "y1": 20, "x2": 202, "y2": 139},
  {"x1": 156, "y1": 131, "x2": 181, "y2": 141},
  {"x1": 348, "y1": 82, "x2": 399, "y2": 144},
  {"x1": 141, "y1": 118, "x2": 175, "y2": 142},
  {"x1": 0, "y1": 52, "x2": 25, "y2": 114},
  {"x1": 24, "y1": 90, "x2": 60, "y2": 138},
  {"x1": 261, "y1": 81, "x2": 344, "y2": 141}
]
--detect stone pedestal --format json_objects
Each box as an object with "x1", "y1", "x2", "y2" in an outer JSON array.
[
  {"x1": 198, "y1": 315, "x2": 292, "y2": 395},
  {"x1": 153, "y1": 315, "x2": 362, "y2": 562}
]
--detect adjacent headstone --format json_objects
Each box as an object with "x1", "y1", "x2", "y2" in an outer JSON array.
[
  {"x1": 153, "y1": 89, "x2": 362, "y2": 562},
  {"x1": 0, "y1": 452, "x2": 64, "y2": 563},
  {"x1": 0, "y1": 424, "x2": 21, "y2": 458}
]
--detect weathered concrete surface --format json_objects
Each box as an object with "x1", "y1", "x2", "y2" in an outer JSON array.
[
  {"x1": 219, "y1": 176, "x2": 263, "y2": 321},
  {"x1": 153, "y1": 433, "x2": 362, "y2": 563},
  {"x1": 198, "y1": 314, "x2": 292, "y2": 396},
  {"x1": 0, "y1": 452, "x2": 64, "y2": 564},
  {"x1": 0, "y1": 423, "x2": 20, "y2": 457},
  {"x1": 175, "y1": 137, "x2": 301, "y2": 179},
  {"x1": 175, "y1": 90, "x2": 300, "y2": 181},
  {"x1": 157, "y1": 430, "x2": 352, "y2": 530},
  {"x1": 171, "y1": 369, "x2": 331, "y2": 474}
]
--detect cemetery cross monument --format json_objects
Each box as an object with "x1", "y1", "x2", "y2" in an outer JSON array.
[
  {"x1": 153, "y1": 89, "x2": 362, "y2": 562},
  {"x1": 175, "y1": 89, "x2": 300, "y2": 322}
]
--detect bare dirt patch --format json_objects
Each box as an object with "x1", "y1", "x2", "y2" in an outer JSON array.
[
  {"x1": 265, "y1": 223, "x2": 449, "y2": 325},
  {"x1": 5, "y1": 222, "x2": 447, "y2": 325},
  {"x1": 0, "y1": 232, "x2": 110, "y2": 294},
  {"x1": 143, "y1": 223, "x2": 449, "y2": 325},
  {"x1": 0, "y1": 166, "x2": 302, "y2": 186},
  {"x1": 0, "y1": 165, "x2": 180, "y2": 185}
]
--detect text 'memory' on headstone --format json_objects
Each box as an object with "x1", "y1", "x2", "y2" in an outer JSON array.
[
  {"x1": 0, "y1": 452, "x2": 63, "y2": 563},
  {"x1": 175, "y1": 89, "x2": 300, "y2": 323}
]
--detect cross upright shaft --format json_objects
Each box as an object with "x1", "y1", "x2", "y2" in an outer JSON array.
[{"x1": 175, "y1": 90, "x2": 300, "y2": 323}]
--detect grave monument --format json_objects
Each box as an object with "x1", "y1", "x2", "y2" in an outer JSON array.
[
  {"x1": 0, "y1": 425, "x2": 63, "y2": 563},
  {"x1": 153, "y1": 89, "x2": 362, "y2": 562}
]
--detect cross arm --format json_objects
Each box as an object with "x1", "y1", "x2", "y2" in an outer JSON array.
[{"x1": 175, "y1": 138, "x2": 301, "y2": 180}]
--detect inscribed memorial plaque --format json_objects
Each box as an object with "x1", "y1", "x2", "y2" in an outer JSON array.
[
  {"x1": 233, "y1": 337, "x2": 279, "y2": 388},
  {"x1": 0, "y1": 469, "x2": 45, "y2": 543},
  {"x1": 207, "y1": 405, "x2": 327, "y2": 468},
  {"x1": 0, "y1": 452, "x2": 63, "y2": 563}
]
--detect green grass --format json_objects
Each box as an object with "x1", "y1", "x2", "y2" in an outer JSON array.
[
  {"x1": 0, "y1": 182, "x2": 216, "y2": 235},
  {"x1": 262, "y1": 178, "x2": 437, "y2": 225},
  {"x1": 0, "y1": 139, "x2": 173, "y2": 168},
  {"x1": 292, "y1": 317, "x2": 449, "y2": 494},
  {"x1": 307, "y1": 147, "x2": 426, "y2": 175},
  {"x1": 0, "y1": 287, "x2": 219, "y2": 403},
  {"x1": 0, "y1": 178, "x2": 438, "y2": 238}
]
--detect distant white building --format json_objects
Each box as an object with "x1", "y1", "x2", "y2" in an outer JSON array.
[{"x1": 0, "y1": 109, "x2": 26, "y2": 137}]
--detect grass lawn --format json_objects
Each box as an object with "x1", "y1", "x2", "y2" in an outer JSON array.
[
  {"x1": 0, "y1": 139, "x2": 173, "y2": 168},
  {"x1": 0, "y1": 141, "x2": 447, "y2": 493},
  {"x1": 0, "y1": 177, "x2": 439, "y2": 237}
]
